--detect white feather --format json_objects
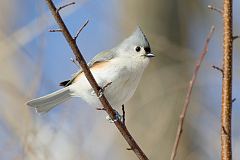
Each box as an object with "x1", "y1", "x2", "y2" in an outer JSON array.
[{"x1": 70, "y1": 54, "x2": 149, "y2": 108}]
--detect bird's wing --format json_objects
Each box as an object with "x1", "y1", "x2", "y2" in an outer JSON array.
[{"x1": 59, "y1": 50, "x2": 116, "y2": 87}]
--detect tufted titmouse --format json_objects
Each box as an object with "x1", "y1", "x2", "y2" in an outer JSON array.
[{"x1": 26, "y1": 27, "x2": 154, "y2": 113}]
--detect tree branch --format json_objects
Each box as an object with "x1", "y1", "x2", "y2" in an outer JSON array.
[
  {"x1": 221, "y1": 0, "x2": 233, "y2": 159},
  {"x1": 232, "y1": 35, "x2": 239, "y2": 40},
  {"x1": 122, "y1": 104, "x2": 126, "y2": 126},
  {"x1": 44, "y1": 0, "x2": 149, "y2": 159},
  {"x1": 57, "y1": 2, "x2": 75, "y2": 12},
  {"x1": 74, "y1": 20, "x2": 89, "y2": 40},
  {"x1": 170, "y1": 26, "x2": 215, "y2": 160},
  {"x1": 49, "y1": 29, "x2": 62, "y2": 32},
  {"x1": 212, "y1": 65, "x2": 223, "y2": 75},
  {"x1": 208, "y1": 5, "x2": 223, "y2": 15}
]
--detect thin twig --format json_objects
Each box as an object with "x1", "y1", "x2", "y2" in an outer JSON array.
[
  {"x1": 221, "y1": 0, "x2": 233, "y2": 159},
  {"x1": 208, "y1": 5, "x2": 223, "y2": 14},
  {"x1": 70, "y1": 58, "x2": 80, "y2": 68},
  {"x1": 74, "y1": 20, "x2": 89, "y2": 40},
  {"x1": 212, "y1": 65, "x2": 223, "y2": 74},
  {"x1": 96, "y1": 107, "x2": 106, "y2": 110},
  {"x1": 57, "y1": 2, "x2": 75, "y2": 12},
  {"x1": 233, "y1": 35, "x2": 239, "y2": 40},
  {"x1": 170, "y1": 26, "x2": 215, "y2": 160},
  {"x1": 45, "y1": 0, "x2": 149, "y2": 159},
  {"x1": 102, "y1": 82, "x2": 112, "y2": 91},
  {"x1": 122, "y1": 104, "x2": 126, "y2": 125},
  {"x1": 95, "y1": 82, "x2": 112, "y2": 98},
  {"x1": 49, "y1": 29, "x2": 62, "y2": 32}
]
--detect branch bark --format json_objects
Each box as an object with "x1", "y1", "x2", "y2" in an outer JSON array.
[
  {"x1": 221, "y1": 0, "x2": 233, "y2": 159},
  {"x1": 44, "y1": 0, "x2": 149, "y2": 159},
  {"x1": 170, "y1": 26, "x2": 215, "y2": 160}
]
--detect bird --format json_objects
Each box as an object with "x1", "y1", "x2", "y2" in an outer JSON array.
[{"x1": 26, "y1": 27, "x2": 154, "y2": 114}]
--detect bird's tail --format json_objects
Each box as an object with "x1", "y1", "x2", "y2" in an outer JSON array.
[{"x1": 26, "y1": 87, "x2": 72, "y2": 113}]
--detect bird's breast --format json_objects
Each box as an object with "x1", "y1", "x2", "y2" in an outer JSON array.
[{"x1": 69, "y1": 57, "x2": 148, "y2": 108}]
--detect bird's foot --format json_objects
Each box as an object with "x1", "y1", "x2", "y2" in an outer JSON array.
[
  {"x1": 97, "y1": 82, "x2": 112, "y2": 98},
  {"x1": 91, "y1": 82, "x2": 112, "y2": 98},
  {"x1": 106, "y1": 110, "x2": 122, "y2": 123}
]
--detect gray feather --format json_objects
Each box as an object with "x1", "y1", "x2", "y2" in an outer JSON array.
[
  {"x1": 63, "y1": 50, "x2": 116, "y2": 86},
  {"x1": 115, "y1": 26, "x2": 150, "y2": 52},
  {"x1": 26, "y1": 87, "x2": 71, "y2": 113}
]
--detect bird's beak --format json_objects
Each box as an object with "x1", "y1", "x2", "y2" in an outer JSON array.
[{"x1": 145, "y1": 52, "x2": 155, "y2": 58}]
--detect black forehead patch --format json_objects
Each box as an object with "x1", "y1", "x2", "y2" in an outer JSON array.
[{"x1": 144, "y1": 47, "x2": 151, "y2": 53}]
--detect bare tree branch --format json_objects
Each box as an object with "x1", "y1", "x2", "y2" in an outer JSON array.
[
  {"x1": 208, "y1": 5, "x2": 223, "y2": 14},
  {"x1": 221, "y1": 0, "x2": 233, "y2": 159},
  {"x1": 74, "y1": 20, "x2": 89, "y2": 40},
  {"x1": 170, "y1": 26, "x2": 215, "y2": 160},
  {"x1": 70, "y1": 58, "x2": 80, "y2": 68},
  {"x1": 49, "y1": 29, "x2": 62, "y2": 32},
  {"x1": 212, "y1": 65, "x2": 223, "y2": 74},
  {"x1": 44, "y1": 0, "x2": 149, "y2": 159},
  {"x1": 57, "y1": 2, "x2": 75, "y2": 12},
  {"x1": 232, "y1": 35, "x2": 239, "y2": 40},
  {"x1": 122, "y1": 104, "x2": 126, "y2": 126}
]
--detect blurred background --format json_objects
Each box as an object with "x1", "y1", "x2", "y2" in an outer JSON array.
[{"x1": 0, "y1": 0, "x2": 240, "y2": 159}]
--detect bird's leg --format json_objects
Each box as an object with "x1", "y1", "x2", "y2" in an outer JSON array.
[
  {"x1": 96, "y1": 107, "x2": 121, "y2": 122},
  {"x1": 106, "y1": 109, "x2": 122, "y2": 123},
  {"x1": 106, "y1": 105, "x2": 126, "y2": 123},
  {"x1": 91, "y1": 82, "x2": 112, "y2": 98},
  {"x1": 97, "y1": 82, "x2": 112, "y2": 98}
]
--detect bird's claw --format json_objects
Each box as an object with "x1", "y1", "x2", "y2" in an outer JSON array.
[
  {"x1": 97, "y1": 88, "x2": 104, "y2": 98},
  {"x1": 90, "y1": 88, "x2": 103, "y2": 98},
  {"x1": 91, "y1": 82, "x2": 112, "y2": 98},
  {"x1": 106, "y1": 110, "x2": 122, "y2": 123}
]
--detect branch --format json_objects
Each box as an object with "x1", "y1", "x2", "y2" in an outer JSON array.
[
  {"x1": 208, "y1": 5, "x2": 223, "y2": 15},
  {"x1": 221, "y1": 0, "x2": 233, "y2": 159},
  {"x1": 74, "y1": 20, "x2": 89, "y2": 40},
  {"x1": 44, "y1": 0, "x2": 149, "y2": 159},
  {"x1": 57, "y1": 2, "x2": 75, "y2": 12},
  {"x1": 170, "y1": 26, "x2": 215, "y2": 160},
  {"x1": 49, "y1": 29, "x2": 62, "y2": 32},
  {"x1": 122, "y1": 104, "x2": 126, "y2": 125},
  {"x1": 233, "y1": 35, "x2": 239, "y2": 40},
  {"x1": 212, "y1": 65, "x2": 223, "y2": 75},
  {"x1": 70, "y1": 58, "x2": 80, "y2": 68}
]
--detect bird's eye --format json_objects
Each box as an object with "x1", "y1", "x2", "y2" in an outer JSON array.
[{"x1": 135, "y1": 46, "x2": 141, "y2": 52}]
